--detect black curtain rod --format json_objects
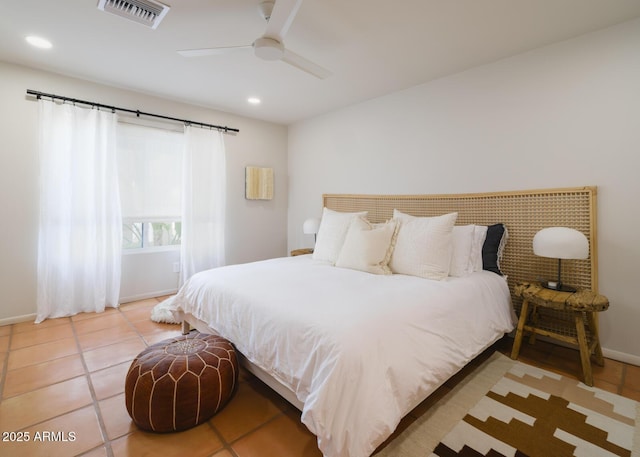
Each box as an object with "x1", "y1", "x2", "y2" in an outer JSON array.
[{"x1": 26, "y1": 89, "x2": 239, "y2": 134}]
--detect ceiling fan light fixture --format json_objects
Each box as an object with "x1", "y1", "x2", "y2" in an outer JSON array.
[
  {"x1": 253, "y1": 37, "x2": 284, "y2": 61},
  {"x1": 258, "y1": 1, "x2": 275, "y2": 21},
  {"x1": 177, "y1": 0, "x2": 330, "y2": 79}
]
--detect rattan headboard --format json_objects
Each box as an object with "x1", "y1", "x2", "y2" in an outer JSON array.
[{"x1": 323, "y1": 187, "x2": 597, "y2": 313}]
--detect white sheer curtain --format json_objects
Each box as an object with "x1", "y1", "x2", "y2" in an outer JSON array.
[
  {"x1": 36, "y1": 100, "x2": 122, "y2": 323},
  {"x1": 179, "y1": 126, "x2": 226, "y2": 286}
]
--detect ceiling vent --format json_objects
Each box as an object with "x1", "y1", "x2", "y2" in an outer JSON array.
[{"x1": 97, "y1": 0, "x2": 170, "y2": 29}]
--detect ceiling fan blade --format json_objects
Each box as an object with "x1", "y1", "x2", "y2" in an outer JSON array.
[
  {"x1": 178, "y1": 45, "x2": 252, "y2": 57},
  {"x1": 282, "y1": 49, "x2": 331, "y2": 79},
  {"x1": 264, "y1": 0, "x2": 303, "y2": 41}
]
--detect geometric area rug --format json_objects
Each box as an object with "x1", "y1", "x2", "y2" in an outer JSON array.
[{"x1": 375, "y1": 353, "x2": 640, "y2": 457}]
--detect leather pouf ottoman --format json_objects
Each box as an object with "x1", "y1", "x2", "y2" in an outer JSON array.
[{"x1": 125, "y1": 332, "x2": 238, "y2": 432}]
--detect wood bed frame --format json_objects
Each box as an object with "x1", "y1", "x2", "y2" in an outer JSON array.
[{"x1": 183, "y1": 186, "x2": 598, "y2": 411}]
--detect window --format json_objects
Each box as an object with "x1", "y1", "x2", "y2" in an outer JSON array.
[
  {"x1": 117, "y1": 121, "x2": 184, "y2": 250},
  {"x1": 122, "y1": 220, "x2": 182, "y2": 249}
]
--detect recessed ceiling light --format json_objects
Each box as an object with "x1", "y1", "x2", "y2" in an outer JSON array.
[
  {"x1": 26, "y1": 36, "x2": 52, "y2": 49},
  {"x1": 247, "y1": 97, "x2": 261, "y2": 105}
]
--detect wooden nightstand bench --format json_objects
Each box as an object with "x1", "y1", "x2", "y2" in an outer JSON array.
[
  {"x1": 510, "y1": 281, "x2": 609, "y2": 386},
  {"x1": 290, "y1": 248, "x2": 313, "y2": 256}
]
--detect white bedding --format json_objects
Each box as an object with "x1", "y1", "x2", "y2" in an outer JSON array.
[{"x1": 172, "y1": 255, "x2": 515, "y2": 457}]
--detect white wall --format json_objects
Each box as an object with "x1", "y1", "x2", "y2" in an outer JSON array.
[
  {"x1": 120, "y1": 250, "x2": 181, "y2": 303},
  {"x1": 288, "y1": 19, "x2": 640, "y2": 362},
  {"x1": 0, "y1": 62, "x2": 288, "y2": 322}
]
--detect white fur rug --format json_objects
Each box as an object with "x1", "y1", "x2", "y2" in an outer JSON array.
[{"x1": 150, "y1": 296, "x2": 180, "y2": 324}]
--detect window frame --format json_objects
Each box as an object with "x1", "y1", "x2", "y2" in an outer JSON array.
[{"x1": 121, "y1": 217, "x2": 182, "y2": 254}]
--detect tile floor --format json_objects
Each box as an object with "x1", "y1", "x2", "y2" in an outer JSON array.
[{"x1": 0, "y1": 297, "x2": 638, "y2": 457}]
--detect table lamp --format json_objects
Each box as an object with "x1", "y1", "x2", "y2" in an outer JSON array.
[
  {"x1": 533, "y1": 227, "x2": 589, "y2": 292},
  {"x1": 303, "y1": 217, "x2": 320, "y2": 242}
]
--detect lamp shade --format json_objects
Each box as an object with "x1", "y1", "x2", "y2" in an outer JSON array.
[
  {"x1": 533, "y1": 227, "x2": 589, "y2": 260},
  {"x1": 303, "y1": 217, "x2": 320, "y2": 235}
]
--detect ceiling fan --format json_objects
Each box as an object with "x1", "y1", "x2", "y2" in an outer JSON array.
[{"x1": 178, "y1": 0, "x2": 331, "y2": 79}]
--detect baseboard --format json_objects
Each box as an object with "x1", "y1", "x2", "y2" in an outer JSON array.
[
  {"x1": 119, "y1": 289, "x2": 178, "y2": 304},
  {"x1": 602, "y1": 347, "x2": 640, "y2": 367},
  {"x1": 0, "y1": 291, "x2": 177, "y2": 327},
  {"x1": 0, "y1": 313, "x2": 37, "y2": 326},
  {"x1": 505, "y1": 333, "x2": 640, "y2": 367}
]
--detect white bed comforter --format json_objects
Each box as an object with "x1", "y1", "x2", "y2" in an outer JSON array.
[{"x1": 172, "y1": 255, "x2": 515, "y2": 457}]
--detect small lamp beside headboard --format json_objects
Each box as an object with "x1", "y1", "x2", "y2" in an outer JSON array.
[{"x1": 533, "y1": 227, "x2": 590, "y2": 292}]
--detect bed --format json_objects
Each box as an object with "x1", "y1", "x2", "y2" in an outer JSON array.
[{"x1": 173, "y1": 187, "x2": 598, "y2": 457}]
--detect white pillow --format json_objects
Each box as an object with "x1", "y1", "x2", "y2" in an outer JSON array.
[
  {"x1": 335, "y1": 217, "x2": 398, "y2": 275},
  {"x1": 312, "y1": 208, "x2": 368, "y2": 264},
  {"x1": 449, "y1": 225, "x2": 476, "y2": 277},
  {"x1": 471, "y1": 225, "x2": 488, "y2": 272},
  {"x1": 390, "y1": 210, "x2": 458, "y2": 280}
]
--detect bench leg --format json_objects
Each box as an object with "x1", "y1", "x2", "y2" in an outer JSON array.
[
  {"x1": 586, "y1": 312, "x2": 604, "y2": 366},
  {"x1": 528, "y1": 304, "x2": 539, "y2": 345},
  {"x1": 511, "y1": 300, "x2": 530, "y2": 360},
  {"x1": 575, "y1": 312, "x2": 593, "y2": 386}
]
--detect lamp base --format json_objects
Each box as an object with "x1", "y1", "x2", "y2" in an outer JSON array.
[{"x1": 540, "y1": 280, "x2": 576, "y2": 293}]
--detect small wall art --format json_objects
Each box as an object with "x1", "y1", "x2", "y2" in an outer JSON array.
[{"x1": 245, "y1": 166, "x2": 274, "y2": 200}]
